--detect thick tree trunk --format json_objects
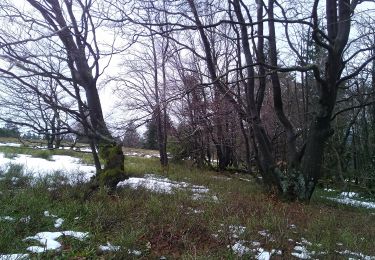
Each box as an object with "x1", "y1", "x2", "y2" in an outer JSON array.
[
  {"x1": 46, "y1": 134, "x2": 54, "y2": 150},
  {"x1": 299, "y1": 116, "x2": 332, "y2": 199},
  {"x1": 85, "y1": 83, "x2": 126, "y2": 189}
]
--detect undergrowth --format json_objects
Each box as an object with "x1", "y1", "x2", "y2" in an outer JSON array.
[{"x1": 0, "y1": 156, "x2": 374, "y2": 259}]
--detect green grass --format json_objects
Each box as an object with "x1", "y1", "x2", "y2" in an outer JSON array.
[{"x1": 0, "y1": 153, "x2": 374, "y2": 259}]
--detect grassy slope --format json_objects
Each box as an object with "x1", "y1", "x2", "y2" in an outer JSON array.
[{"x1": 0, "y1": 147, "x2": 374, "y2": 259}]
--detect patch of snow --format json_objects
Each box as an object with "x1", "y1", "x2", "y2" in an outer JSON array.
[
  {"x1": 257, "y1": 248, "x2": 271, "y2": 260},
  {"x1": 272, "y1": 249, "x2": 282, "y2": 255},
  {"x1": 187, "y1": 207, "x2": 204, "y2": 214},
  {"x1": 228, "y1": 225, "x2": 246, "y2": 239},
  {"x1": 43, "y1": 211, "x2": 57, "y2": 218},
  {"x1": 324, "y1": 188, "x2": 335, "y2": 192},
  {"x1": 0, "y1": 143, "x2": 21, "y2": 147},
  {"x1": 62, "y1": 231, "x2": 88, "y2": 240},
  {"x1": 191, "y1": 187, "x2": 210, "y2": 193},
  {"x1": 54, "y1": 218, "x2": 64, "y2": 228},
  {"x1": 258, "y1": 230, "x2": 271, "y2": 237},
  {"x1": 117, "y1": 174, "x2": 214, "y2": 201},
  {"x1": 301, "y1": 238, "x2": 313, "y2": 246},
  {"x1": 24, "y1": 231, "x2": 88, "y2": 253},
  {"x1": 0, "y1": 216, "x2": 15, "y2": 221},
  {"x1": 191, "y1": 193, "x2": 219, "y2": 202},
  {"x1": 231, "y1": 241, "x2": 250, "y2": 256},
  {"x1": 238, "y1": 177, "x2": 252, "y2": 182},
  {"x1": 99, "y1": 242, "x2": 120, "y2": 252},
  {"x1": 325, "y1": 196, "x2": 375, "y2": 209},
  {"x1": 124, "y1": 152, "x2": 140, "y2": 157},
  {"x1": 0, "y1": 153, "x2": 96, "y2": 184},
  {"x1": 340, "y1": 192, "x2": 358, "y2": 198},
  {"x1": 252, "y1": 241, "x2": 261, "y2": 247},
  {"x1": 0, "y1": 254, "x2": 29, "y2": 260},
  {"x1": 118, "y1": 176, "x2": 182, "y2": 194},
  {"x1": 336, "y1": 250, "x2": 375, "y2": 260},
  {"x1": 288, "y1": 224, "x2": 297, "y2": 229},
  {"x1": 73, "y1": 147, "x2": 92, "y2": 153},
  {"x1": 25, "y1": 232, "x2": 62, "y2": 253},
  {"x1": 291, "y1": 245, "x2": 316, "y2": 259},
  {"x1": 20, "y1": 216, "x2": 31, "y2": 224},
  {"x1": 128, "y1": 249, "x2": 142, "y2": 256}
]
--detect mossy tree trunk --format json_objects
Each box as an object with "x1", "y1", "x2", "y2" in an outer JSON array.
[{"x1": 25, "y1": 0, "x2": 126, "y2": 189}]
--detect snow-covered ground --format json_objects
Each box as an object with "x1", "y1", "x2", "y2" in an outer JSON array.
[
  {"x1": 324, "y1": 191, "x2": 375, "y2": 209},
  {"x1": 124, "y1": 151, "x2": 160, "y2": 158},
  {"x1": 0, "y1": 254, "x2": 29, "y2": 260},
  {"x1": 218, "y1": 224, "x2": 282, "y2": 259},
  {"x1": 0, "y1": 143, "x2": 21, "y2": 148},
  {"x1": 117, "y1": 174, "x2": 217, "y2": 201},
  {"x1": 0, "y1": 153, "x2": 96, "y2": 183},
  {"x1": 25, "y1": 231, "x2": 89, "y2": 253}
]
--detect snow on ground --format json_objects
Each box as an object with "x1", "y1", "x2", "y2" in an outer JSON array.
[
  {"x1": 0, "y1": 254, "x2": 29, "y2": 260},
  {"x1": 43, "y1": 211, "x2": 64, "y2": 228},
  {"x1": 117, "y1": 174, "x2": 216, "y2": 201},
  {"x1": 24, "y1": 231, "x2": 89, "y2": 253},
  {"x1": 128, "y1": 249, "x2": 142, "y2": 256},
  {"x1": 54, "y1": 218, "x2": 64, "y2": 228},
  {"x1": 336, "y1": 249, "x2": 375, "y2": 260},
  {"x1": 0, "y1": 143, "x2": 21, "y2": 147},
  {"x1": 325, "y1": 196, "x2": 375, "y2": 209},
  {"x1": 228, "y1": 225, "x2": 246, "y2": 239},
  {"x1": 0, "y1": 153, "x2": 96, "y2": 183},
  {"x1": 99, "y1": 242, "x2": 121, "y2": 252},
  {"x1": 98, "y1": 243, "x2": 142, "y2": 256},
  {"x1": 340, "y1": 192, "x2": 358, "y2": 198},
  {"x1": 26, "y1": 145, "x2": 92, "y2": 153},
  {"x1": 220, "y1": 224, "x2": 281, "y2": 259},
  {"x1": 124, "y1": 151, "x2": 162, "y2": 158},
  {"x1": 20, "y1": 216, "x2": 31, "y2": 224},
  {"x1": 258, "y1": 230, "x2": 271, "y2": 238},
  {"x1": 256, "y1": 248, "x2": 272, "y2": 260},
  {"x1": 291, "y1": 245, "x2": 312, "y2": 259},
  {"x1": 230, "y1": 241, "x2": 250, "y2": 256},
  {"x1": 0, "y1": 216, "x2": 31, "y2": 223},
  {"x1": 44, "y1": 211, "x2": 57, "y2": 218},
  {"x1": 0, "y1": 216, "x2": 15, "y2": 221}
]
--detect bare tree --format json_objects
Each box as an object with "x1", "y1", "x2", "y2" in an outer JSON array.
[{"x1": 0, "y1": 0, "x2": 126, "y2": 189}]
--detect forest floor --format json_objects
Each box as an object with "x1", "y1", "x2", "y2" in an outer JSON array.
[{"x1": 0, "y1": 139, "x2": 374, "y2": 259}]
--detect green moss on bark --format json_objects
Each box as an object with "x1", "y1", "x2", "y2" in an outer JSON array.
[{"x1": 98, "y1": 142, "x2": 126, "y2": 189}]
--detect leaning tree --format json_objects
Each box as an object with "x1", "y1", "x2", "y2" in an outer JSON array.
[{"x1": 0, "y1": 0, "x2": 126, "y2": 188}]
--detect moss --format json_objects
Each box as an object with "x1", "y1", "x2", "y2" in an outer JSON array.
[{"x1": 98, "y1": 142, "x2": 126, "y2": 189}]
